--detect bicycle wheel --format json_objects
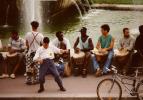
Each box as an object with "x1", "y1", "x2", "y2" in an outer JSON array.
[
  {"x1": 97, "y1": 79, "x2": 122, "y2": 100},
  {"x1": 137, "y1": 80, "x2": 143, "y2": 100}
]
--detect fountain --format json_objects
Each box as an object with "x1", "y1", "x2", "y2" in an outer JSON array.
[
  {"x1": 0, "y1": 4, "x2": 14, "y2": 30},
  {"x1": 3, "y1": 5, "x2": 10, "y2": 28},
  {"x1": 22, "y1": 0, "x2": 42, "y2": 31},
  {"x1": 0, "y1": 0, "x2": 19, "y2": 31},
  {"x1": 85, "y1": 0, "x2": 92, "y2": 10}
]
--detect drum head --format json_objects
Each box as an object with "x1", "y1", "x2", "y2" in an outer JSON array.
[
  {"x1": 92, "y1": 48, "x2": 108, "y2": 56},
  {"x1": 114, "y1": 49, "x2": 129, "y2": 57},
  {"x1": 73, "y1": 51, "x2": 85, "y2": 59},
  {"x1": 7, "y1": 52, "x2": 18, "y2": 57}
]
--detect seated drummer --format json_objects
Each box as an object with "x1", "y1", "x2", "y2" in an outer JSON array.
[
  {"x1": 93, "y1": 24, "x2": 114, "y2": 77},
  {"x1": 73, "y1": 27, "x2": 94, "y2": 77},
  {"x1": 116, "y1": 28, "x2": 135, "y2": 74},
  {"x1": 51, "y1": 31, "x2": 71, "y2": 61},
  {"x1": 6, "y1": 30, "x2": 26, "y2": 79}
]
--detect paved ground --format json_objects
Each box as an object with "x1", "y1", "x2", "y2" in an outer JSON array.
[{"x1": 0, "y1": 75, "x2": 142, "y2": 100}]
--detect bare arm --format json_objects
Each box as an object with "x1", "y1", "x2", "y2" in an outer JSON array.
[
  {"x1": 96, "y1": 40, "x2": 101, "y2": 49},
  {"x1": 26, "y1": 40, "x2": 29, "y2": 49},
  {"x1": 73, "y1": 37, "x2": 79, "y2": 49}
]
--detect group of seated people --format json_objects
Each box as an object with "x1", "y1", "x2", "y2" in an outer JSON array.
[{"x1": 0, "y1": 21, "x2": 143, "y2": 83}]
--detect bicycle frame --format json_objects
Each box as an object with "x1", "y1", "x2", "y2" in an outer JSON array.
[{"x1": 110, "y1": 66, "x2": 142, "y2": 95}]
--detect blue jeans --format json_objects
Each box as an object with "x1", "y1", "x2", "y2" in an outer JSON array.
[
  {"x1": 92, "y1": 50, "x2": 114, "y2": 74},
  {"x1": 39, "y1": 58, "x2": 63, "y2": 88},
  {"x1": 55, "y1": 63, "x2": 64, "y2": 75}
]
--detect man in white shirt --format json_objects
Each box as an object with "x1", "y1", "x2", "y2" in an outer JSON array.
[
  {"x1": 25, "y1": 21, "x2": 44, "y2": 85},
  {"x1": 52, "y1": 31, "x2": 71, "y2": 60},
  {"x1": 52, "y1": 31, "x2": 71, "y2": 50},
  {"x1": 33, "y1": 37, "x2": 67, "y2": 93}
]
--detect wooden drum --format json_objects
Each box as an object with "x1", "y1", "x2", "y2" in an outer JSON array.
[
  {"x1": 72, "y1": 51, "x2": 85, "y2": 65},
  {"x1": 114, "y1": 49, "x2": 129, "y2": 62},
  {"x1": 92, "y1": 48, "x2": 108, "y2": 62}
]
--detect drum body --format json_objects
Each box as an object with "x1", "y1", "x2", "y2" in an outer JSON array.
[
  {"x1": 6, "y1": 52, "x2": 18, "y2": 65},
  {"x1": 114, "y1": 49, "x2": 129, "y2": 63},
  {"x1": 72, "y1": 51, "x2": 85, "y2": 76},
  {"x1": 72, "y1": 52, "x2": 85, "y2": 65}
]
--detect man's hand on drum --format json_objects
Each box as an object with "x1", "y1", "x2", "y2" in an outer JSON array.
[
  {"x1": 60, "y1": 49, "x2": 69, "y2": 54},
  {"x1": 74, "y1": 48, "x2": 80, "y2": 53},
  {"x1": 99, "y1": 48, "x2": 108, "y2": 53}
]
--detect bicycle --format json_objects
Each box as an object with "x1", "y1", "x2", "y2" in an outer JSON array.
[{"x1": 97, "y1": 65, "x2": 143, "y2": 100}]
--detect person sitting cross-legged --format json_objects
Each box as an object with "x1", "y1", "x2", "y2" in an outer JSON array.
[{"x1": 93, "y1": 24, "x2": 114, "y2": 77}]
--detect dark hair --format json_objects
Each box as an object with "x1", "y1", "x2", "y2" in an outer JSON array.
[
  {"x1": 56, "y1": 31, "x2": 62, "y2": 37},
  {"x1": 101, "y1": 24, "x2": 110, "y2": 32},
  {"x1": 139, "y1": 25, "x2": 143, "y2": 34},
  {"x1": 43, "y1": 37, "x2": 50, "y2": 44},
  {"x1": 11, "y1": 30, "x2": 18, "y2": 35},
  {"x1": 31, "y1": 21, "x2": 39, "y2": 29},
  {"x1": 123, "y1": 28, "x2": 129, "y2": 33},
  {"x1": 80, "y1": 27, "x2": 87, "y2": 33}
]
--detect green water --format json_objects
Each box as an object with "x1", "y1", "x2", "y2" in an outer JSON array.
[{"x1": 1, "y1": 9, "x2": 143, "y2": 49}]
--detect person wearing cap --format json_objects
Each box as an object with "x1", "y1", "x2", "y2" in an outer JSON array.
[
  {"x1": 93, "y1": 24, "x2": 114, "y2": 77},
  {"x1": 33, "y1": 37, "x2": 67, "y2": 93},
  {"x1": 73, "y1": 27, "x2": 94, "y2": 78}
]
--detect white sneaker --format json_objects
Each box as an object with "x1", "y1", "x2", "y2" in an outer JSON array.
[
  {"x1": 0, "y1": 74, "x2": 9, "y2": 79},
  {"x1": 10, "y1": 74, "x2": 15, "y2": 79}
]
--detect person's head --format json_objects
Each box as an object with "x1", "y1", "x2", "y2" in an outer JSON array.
[
  {"x1": 43, "y1": 37, "x2": 50, "y2": 48},
  {"x1": 56, "y1": 31, "x2": 64, "y2": 41},
  {"x1": 123, "y1": 28, "x2": 130, "y2": 38},
  {"x1": 101, "y1": 24, "x2": 110, "y2": 36},
  {"x1": 11, "y1": 30, "x2": 19, "y2": 40},
  {"x1": 80, "y1": 27, "x2": 87, "y2": 37},
  {"x1": 31, "y1": 21, "x2": 39, "y2": 30},
  {"x1": 139, "y1": 25, "x2": 143, "y2": 36}
]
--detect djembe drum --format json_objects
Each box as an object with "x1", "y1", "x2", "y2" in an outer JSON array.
[
  {"x1": 6, "y1": 52, "x2": 18, "y2": 64},
  {"x1": 92, "y1": 48, "x2": 108, "y2": 63},
  {"x1": 72, "y1": 51, "x2": 85, "y2": 76},
  {"x1": 114, "y1": 49, "x2": 129, "y2": 63}
]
